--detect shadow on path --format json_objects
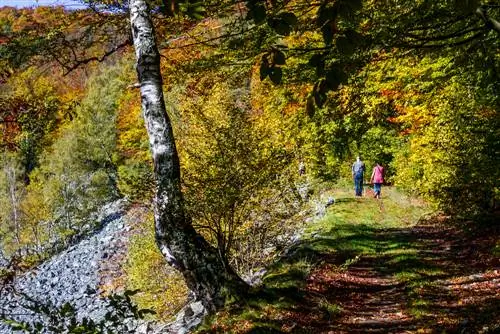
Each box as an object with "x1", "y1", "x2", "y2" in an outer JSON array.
[{"x1": 207, "y1": 212, "x2": 499, "y2": 333}]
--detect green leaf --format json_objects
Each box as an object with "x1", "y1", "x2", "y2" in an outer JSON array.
[
  {"x1": 322, "y1": 24, "x2": 334, "y2": 45},
  {"x1": 247, "y1": 3, "x2": 267, "y2": 24},
  {"x1": 3, "y1": 319, "x2": 30, "y2": 331},
  {"x1": 309, "y1": 54, "x2": 326, "y2": 76},
  {"x1": 267, "y1": 17, "x2": 292, "y2": 36},
  {"x1": 317, "y1": 3, "x2": 338, "y2": 27},
  {"x1": 260, "y1": 55, "x2": 270, "y2": 80},
  {"x1": 279, "y1": 12, "x2": 298, "y2": 27},
  {"x1": 179, "y1": 1, "x2": 206, "y2": 20},
  {"x1": 272, "y1": 50, "x2": 286, "y2": 65},
  {"x1": 325, "y1": 67, "x2": 347, "y2": 90},
  {"x1": 269, "y1": 67, "x2": 283, "y2": 84},
  {"x1": 336, "y1": 36, "x2": 355, "y2": 56},
  {"x1": 35, "y1": 322, "x2": 43, "y2": 331},
  {"x1": 60, "y1": 302, "x2": 75, "y2": 315},
  {"x1": 308, "y1": 53, "x2": 323, "y2": 67}
]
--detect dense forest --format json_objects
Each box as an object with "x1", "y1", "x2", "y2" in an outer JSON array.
[{"x1": 0, "y1": 0, "x2": 498, "y2": 333}]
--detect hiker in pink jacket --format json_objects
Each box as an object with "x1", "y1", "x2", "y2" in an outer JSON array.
[{"x1": 370, "y1": 163, "x2": 385, "y2": 199}]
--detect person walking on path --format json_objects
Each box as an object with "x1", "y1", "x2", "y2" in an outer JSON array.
[
  {"x1": 370, "y1": 163, "x2": 385, "y2": 199},
  {"x1": 352, "y1": 156, "x2": 365, "y2": 197}
]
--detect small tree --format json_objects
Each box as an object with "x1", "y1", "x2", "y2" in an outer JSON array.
[
  {"x1": 0, "y1": 153, "x2": 25, "y2": 251},
  {"x1": 173, "y1": 78, "x2": 298, "y2": 274}
]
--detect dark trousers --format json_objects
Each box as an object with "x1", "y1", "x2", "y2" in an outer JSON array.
[
  {"x1": 354, "y1": 175, "x2": 363, "y2": 196},
  {"x1": 373, "y1": 183, "x2": 382, "y2": 197}
]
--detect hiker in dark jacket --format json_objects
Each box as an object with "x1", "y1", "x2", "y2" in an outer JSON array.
[{"x1": 352, "y1": 156, "x2": 365, "y2": 197}]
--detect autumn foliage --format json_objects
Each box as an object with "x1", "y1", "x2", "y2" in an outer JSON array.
[{"x1": 0, "y1": 0, "x2": 498, "y2": 322}]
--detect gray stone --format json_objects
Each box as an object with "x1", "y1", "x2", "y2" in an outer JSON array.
[
  {"x1": 153, "y1": 300, "x2": 207, "y2": 334},
  {"x1": 0, "y1": 199, "x2": 129, "y2": 333}
]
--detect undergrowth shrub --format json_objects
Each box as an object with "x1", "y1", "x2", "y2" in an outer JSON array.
[
  {"x1": 116, "y1": 161, "x2": 154, "y2": 202},
  {"x1": 124, "y1": 211, "x2": 188, "y2": 321},
  {"x1": 115, "y1": 89, "x2": 154, "y2": 202},
  {"x1": 228, "y1": 174, "x2": 307, "y2": 278}
]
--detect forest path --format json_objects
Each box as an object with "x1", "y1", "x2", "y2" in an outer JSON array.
[
  {"x1": 199, "y1": 187, "x2": 499, "y2": 334},
  {"x1": 298, "y1": 219, "x2": 499, "y2": 333}
]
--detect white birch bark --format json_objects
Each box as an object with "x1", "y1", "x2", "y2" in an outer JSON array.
[{"x1": 128, "y1": 0, "x2": 247, "y2": 311}]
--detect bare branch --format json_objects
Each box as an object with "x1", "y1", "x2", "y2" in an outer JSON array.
[
  {"x1": 62, "y1": 39, "x2": 132, "y2": 76},
  {"x1": 406, "y1": 14, "x2": 473, "y2": 33},
  {"x1": 404, "y1": 26, "x2": 485, "y2": 43}
]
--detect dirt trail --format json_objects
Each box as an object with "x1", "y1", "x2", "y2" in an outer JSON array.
[{"x1": 268, "y1": 218, "x2": 499, "y2": 334}]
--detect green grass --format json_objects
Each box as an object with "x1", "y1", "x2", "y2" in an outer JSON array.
[
  {"x1": 408, "y1": 299, "x2": 431, "y2": 319},
  {"x1": 300, "y1": 185, "x2": 445, "y2": 320},
  {"x1": 318, "y1": 298, "x2": 343, "y2": 320},
  {"x1": 310, "y1": 185, "x2": 428, "y2": 231}
]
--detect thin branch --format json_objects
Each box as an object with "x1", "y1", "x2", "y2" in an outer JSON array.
[
  {"x1": 62, "y1": 39, "x2": 132, "y2": 76},
  {"x1": 404, "y1": 26, "x2": 484, "y2": 42},
  {"x1": 396, "y1": 31, "x2": 485, "y2": 49},
  {"x1": 406, "y1": 14, "x2": 473, "y2": 32},
  {"x1": 161, "y1": 23, "x2": 257, "y2": 50}
]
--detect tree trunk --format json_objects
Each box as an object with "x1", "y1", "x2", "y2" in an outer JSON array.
[{"x1": 128, "y1": 0, "x2": 248, "y2": 312}]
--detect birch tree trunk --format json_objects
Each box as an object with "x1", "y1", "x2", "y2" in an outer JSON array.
[{"x1": 129, "y1": 0, "x2": 248, "y2": 312}]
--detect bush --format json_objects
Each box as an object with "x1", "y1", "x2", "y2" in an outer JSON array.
[
  {"x1": 117, "y1": 161, "x2": 154, "y2": 201},
  {"x1": 171, "y1": 78, "x2": 303, "y2": 275}
]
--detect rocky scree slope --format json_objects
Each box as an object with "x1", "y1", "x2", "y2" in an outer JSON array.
[
  {"x1": 0, "y1": 200, "x2": 220, "y2": 334},
  {"x1": 0, "y1": 200, "x2": 134, "y2": 332}
]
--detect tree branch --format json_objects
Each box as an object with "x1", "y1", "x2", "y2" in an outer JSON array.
[
  {"x1": 476, "y1": 6, "x2": 500, "y2": 35},
  {"x1": 406, "y1": 14, "x2": 473, "y2": 32},
  {"x1": 62, "y1": 39, "x2": 132, "y2": 76},
  {"x1": 396, "y1": 31, "x2": 485, "y2": 49},
  {"x1": 404, "y1": 26, "x2": 484, "y2": 43}
]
